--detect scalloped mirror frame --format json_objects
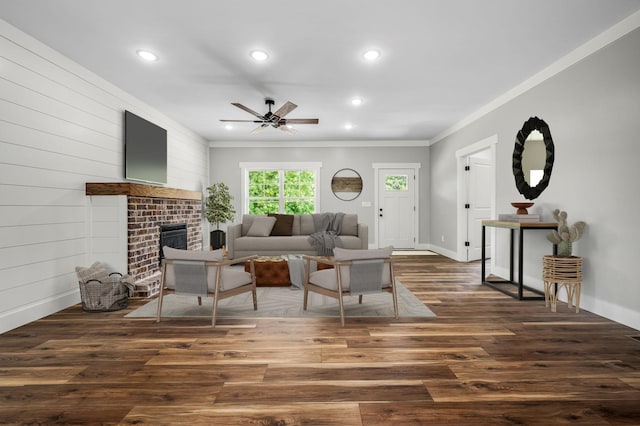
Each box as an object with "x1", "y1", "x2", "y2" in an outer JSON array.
[{"x1": 512, "y1": 116, "x2": 555, "y2": 200}]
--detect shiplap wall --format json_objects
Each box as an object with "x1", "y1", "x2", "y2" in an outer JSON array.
[{"x1": 0, "y1": 19, "x2": 209, "y2": 333}]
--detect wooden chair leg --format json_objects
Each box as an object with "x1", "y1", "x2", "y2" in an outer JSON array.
[
  {"x1": 212, "y1": 267, "x2": 222, "y2": 326},
  {"x1": 337, "y1": 268, "x2": 345, "y2": 327},
  {"x1": 303, "y1": 257, "x2": 311, "y2": 311},
  {"x1": 303, "y1": 285, "x2": 309, "y2": 310},
  {"x1": 392, "y1": 281, "x2": 399, "y2": 320},
  {"x1": 211, "y1": 297, "x2": 218, "y2": 327},
  {"x1": 156, "y1": 263, "x2": 167, "y2": 322},
  {"x1": 156, "y1": 288, "x2": 164, "y2": 322},
  {"x1": 250, "y1": 260, "x2": 257, "y2": 310}
]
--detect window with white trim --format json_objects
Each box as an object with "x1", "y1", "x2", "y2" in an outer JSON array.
[{"x1": 240, "y1": 162, "x2": 321, "y2": 214}]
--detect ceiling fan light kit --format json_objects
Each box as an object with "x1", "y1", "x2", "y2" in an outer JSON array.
[{"x1": 220, "y1": 98, "x2": 319, "y2": 134}]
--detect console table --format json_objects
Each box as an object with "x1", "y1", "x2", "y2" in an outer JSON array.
[{"x1": 481, "y1": 220, "x2": 557, "y2": 300}]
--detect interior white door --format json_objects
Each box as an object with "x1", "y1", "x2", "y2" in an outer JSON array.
[
  {"x1": 378, "y1": 168, "x2": 415, "y2": 248},
  {"x1": 466, "y1": 155, "x2": 492, "y2": 261}
]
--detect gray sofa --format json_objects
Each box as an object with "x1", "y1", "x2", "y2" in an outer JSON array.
[{"x1": 226, "y1": 214, "x2": 368, "y2": 259}]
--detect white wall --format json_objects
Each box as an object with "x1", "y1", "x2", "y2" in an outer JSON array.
[
  {"x1": 209, "y1": 143, "x2": 430, "y2": 247},
  {"x1": 0, "y1": 20, "x2": 209, "y2": 333},
  {"x1": 429, "y1": 23, "x2": 640, "y2": 330}
]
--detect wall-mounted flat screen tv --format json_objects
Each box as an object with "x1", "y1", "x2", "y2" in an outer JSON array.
[{"x1": 124, "y1": 110, "x2": 167, "y2": 185}]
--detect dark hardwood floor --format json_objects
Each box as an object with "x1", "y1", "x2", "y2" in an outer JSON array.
[{"x1": 1, "y1": 254, "x2": 639, "y2": 425}]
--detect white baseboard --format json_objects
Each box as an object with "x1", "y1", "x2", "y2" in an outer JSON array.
[
  {"x1": 426, "y1": 244, "x2": 458, "y2": 260},
  {"x1": 0, "y1": 291, "x2": 80, "y2": 334}
]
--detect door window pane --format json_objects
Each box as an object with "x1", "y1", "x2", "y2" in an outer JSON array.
[{"x1": 385, "y1": 175, "x2": 408, "y2": 191}]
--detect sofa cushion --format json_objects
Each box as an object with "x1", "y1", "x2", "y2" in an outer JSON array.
[
  {"x1": 300, "y1": 215, "x2": 316, "y2": 235},
  {"x1": 291, "y1": 215, "x2": 301, "y2": 235},
  {"x1": 235, "y1": 235, "x2": 311, "y2": 252},
  {"x1": 342, "y1": 214, "x2": 358, "y2": 236},
  {"x1": 241, "y1": 214, "x2": 257, "y2": 236},
  {"x1": 240, "y1": 213, "x2": 359, "y2": 237},
  {"x1": 247, "y1": 216, "x2": 277, "y2": 237},
  {"x1": 268, "y1": 214, "x2": 294, "y2": 236}
]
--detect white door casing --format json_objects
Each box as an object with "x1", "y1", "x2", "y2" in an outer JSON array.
[
  {"x1": 374, "y1": 164, "x2": 419, "y2": 249},
  {"x1": 467, "y1": 154, "x2": 492, "y2": 261},
  {"x1": 455, "y1": 136, "x2": 497, "y2": 263}
]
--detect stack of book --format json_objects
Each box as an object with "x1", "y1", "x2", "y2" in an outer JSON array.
[{"x1": 498, "y1": 213, "x2": 541, "y2": 223}]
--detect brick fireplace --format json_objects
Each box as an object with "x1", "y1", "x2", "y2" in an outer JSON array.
[
  {"x1": 128, "y1": 195, "x2": 202, "y2": 281},
  {"x1": 86, "y1": 183, "x2": 203, "y2": 287}
]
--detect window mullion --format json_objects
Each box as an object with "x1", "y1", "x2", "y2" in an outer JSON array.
[{"x1": 279, "y1": 170, "x2": 285, "y2": 213}]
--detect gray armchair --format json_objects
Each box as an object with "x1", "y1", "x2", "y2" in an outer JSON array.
[
  {"x1": 303, "y1": 246, "x2": 397, "y2": 326},
  {"x1": 157, "y1": 246, "x2": 257, "y2": 326}
]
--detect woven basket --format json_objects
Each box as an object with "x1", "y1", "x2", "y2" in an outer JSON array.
[{"x1": 78, "y1": 276, "x2": 129, "y2": 312}]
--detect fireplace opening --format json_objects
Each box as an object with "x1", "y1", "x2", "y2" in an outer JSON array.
[{"x1": 159, "y1": 223, "x2": 187, "y2": 265}]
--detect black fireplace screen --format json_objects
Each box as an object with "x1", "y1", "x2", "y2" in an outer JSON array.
[{"x1": 159, "y1": 223, "x2": 187, "y2": 265}]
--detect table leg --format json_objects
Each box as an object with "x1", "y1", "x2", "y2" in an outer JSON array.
[
  {"x1": 481, "y1": 225, "x2": 486, "y2": 282},
  {"x1": 509, "y1": 229, "x2": 514, "y2": 282},
  {"x1": 518, "y1": 228, "x2": 524, "y2": 300}
]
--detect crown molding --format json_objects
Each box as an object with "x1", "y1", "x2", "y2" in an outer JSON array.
[{"x1": 209, "y1": 139, "x2": 429, "y2": 148}]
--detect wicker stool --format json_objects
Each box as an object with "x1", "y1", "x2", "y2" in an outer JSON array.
[{"x1": 543, "y1": 255, "x2": 583, "y2": 313}]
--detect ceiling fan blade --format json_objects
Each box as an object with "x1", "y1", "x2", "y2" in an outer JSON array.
[
  {"x1": 283, "y1": 118, "x2": 319, "y2": 125},
  {"x1": 280, "y1": 125, "x2": 297, "y2": 135},
  {"x1": 250, "y1": 124, "x2": 268, "y2": 134},
  {"x1": 231, "y1": 103, "x2": 265, "y2": 119},
  {"x1": 219, "y1": 119, "x2": 265, "y2": 123},
  {"x1": 273, "y1": 101, "x2": 297, "y2": 119}
]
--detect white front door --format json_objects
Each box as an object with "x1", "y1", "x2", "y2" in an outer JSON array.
[
  {"x1": 466, "y1": 155, "x2": 492, "y2": 261},
  {"x1": 377, "y1": 168, "x2": 416, "y2": 248}
]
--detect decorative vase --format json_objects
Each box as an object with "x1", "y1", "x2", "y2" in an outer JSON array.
[
  {"x1": 557, "y1": 241, "x2": 573, "y2": 257},
  {"x1": 210, "y1": 230, "x2": 226, "y2": 250},
  {"x1": 511, "y1": 202, "x2": 534, "y2": 215}
]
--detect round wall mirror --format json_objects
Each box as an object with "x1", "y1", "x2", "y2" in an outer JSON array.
[
  {"x1": 331, "y1": 168, "x2": 363, "y2": 201},
  {"x1": 512, "y1": 116, "x2": 554, "y2": 200}
]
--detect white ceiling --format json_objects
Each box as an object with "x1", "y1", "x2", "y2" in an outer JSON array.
[{"x1": 2, "y1": 0, "x2": 640, "y2": 142}]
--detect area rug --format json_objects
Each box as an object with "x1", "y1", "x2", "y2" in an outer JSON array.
[{"x1": 126, "y1": 281, "x2": 435, "y2": 319}]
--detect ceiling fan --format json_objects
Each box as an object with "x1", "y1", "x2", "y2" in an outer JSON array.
[{"x1": 220, "y1": 98, "x2": 319, "y2": 133}]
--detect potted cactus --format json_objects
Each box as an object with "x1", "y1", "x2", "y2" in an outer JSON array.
[
  {"x1": 547, "y1": 209, "x2": 586, "y2": 257},
  {"x1": 205, "y1": 182, "x2": 236, "y2": 250}
]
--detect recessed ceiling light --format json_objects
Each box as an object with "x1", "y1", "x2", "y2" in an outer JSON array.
[
  {"x1": 363, "y1": 49, "x2": 381, "y2": 61},
  {"x1": 136, "y1": 50, "x2": 158, "y2": 62},
  {"x1": 250, "y1": 50, "x2": 269, "y2": 61},
  {"x1": 344, "y1": 123, "x2": 354, "y2": 130},
  {"x1": 351, "y1": 97, "x2": 363, "y2": 106},
  {"x1": 224, "y1": 124, "x2": 233, "y2": 130}
]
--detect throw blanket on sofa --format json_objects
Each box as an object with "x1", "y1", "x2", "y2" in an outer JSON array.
[{"x1": 308, "y1": 212, "x2": 345, "y2": 256}]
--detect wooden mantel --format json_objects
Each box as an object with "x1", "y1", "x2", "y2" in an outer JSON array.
[{"x1": 86, "y1": 182, "x2": 201, "y2": 200}]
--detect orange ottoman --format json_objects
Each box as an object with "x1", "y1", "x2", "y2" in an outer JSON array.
[{"x1": 245, "y1": 256, "x2": 290, "y2": 287}]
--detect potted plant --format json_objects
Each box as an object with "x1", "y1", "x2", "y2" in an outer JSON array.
[
  {"x1": 205, "y1": 182, "x2": 236, "y2": 249},
  {"x1": 547, "y1": 209, "x2": 586, "y2": 257}
]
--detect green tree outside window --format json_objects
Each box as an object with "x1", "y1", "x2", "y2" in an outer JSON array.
[{"x1": 248, "y1": 169, "x2": 316, "y2": 214}]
